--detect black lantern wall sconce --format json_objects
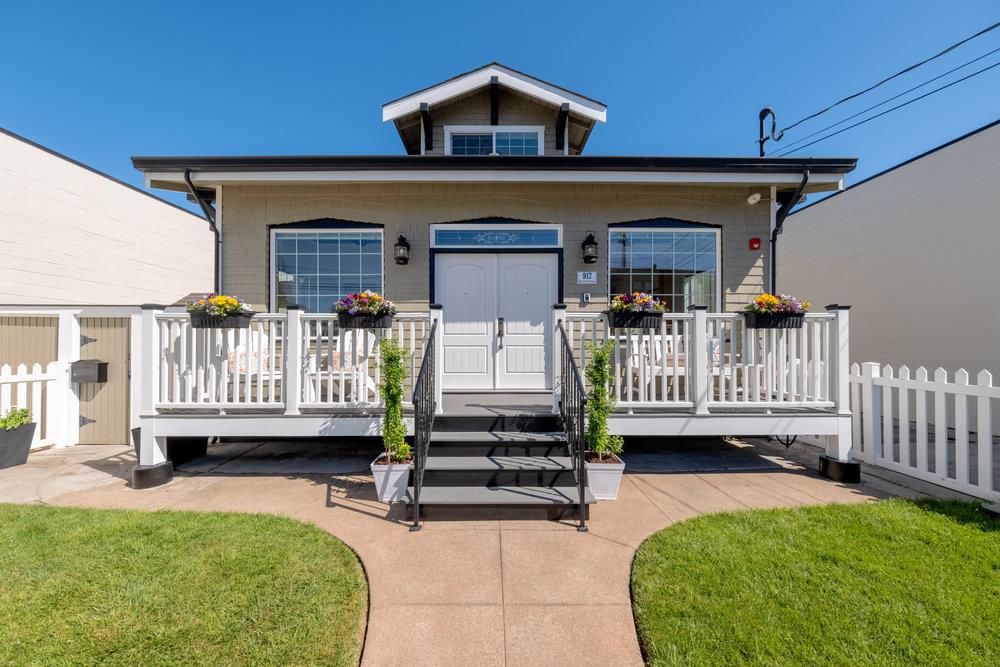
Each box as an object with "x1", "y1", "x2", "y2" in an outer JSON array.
[
  {"x1": 393, "y1": 235, "x2": 411, "y2": 265},
  {"x1": 581, "y1": 233, "x2": 598, "y2": 264}
]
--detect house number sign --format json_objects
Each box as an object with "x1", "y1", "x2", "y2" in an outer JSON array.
[{"x1": 577, "y1": 271, "x2": 597, "y2": 284}]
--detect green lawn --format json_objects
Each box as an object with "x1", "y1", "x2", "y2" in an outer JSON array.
[
  {"x1": 0, "y1": 504, "x2": 367, "y2": 665},
  {"x1": 632, "y1": 499, "x2": 1000, "y2": 666}
]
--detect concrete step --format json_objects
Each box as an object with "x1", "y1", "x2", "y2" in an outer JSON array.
[
  {"x1": 434, "y1": 414, "x2": 561, "y2": 433},
  {"x1": 431, "y1": 431, "x2": 567, "y2": 444},
  {"x1": 404, "y1": 485, "x2": 596, "y2": 506},
  {"x1": 425, "y1": 455, "x2": 572, "y2": 472}
]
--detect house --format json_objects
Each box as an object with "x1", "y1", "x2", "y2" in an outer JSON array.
[
  {"x1": 130, "y1": 63, "x2": 859, "y2": 520},
  {"x1": 0, "y1": 128, "x2": 214, "y2": 448},
  {"x1": 779, "y1": 118, "x2": 1000, "y2": 428}
]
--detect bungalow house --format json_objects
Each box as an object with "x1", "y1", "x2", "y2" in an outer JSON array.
[{"x1": 131, "y1": 63, "x2": 859, "y2": 524}]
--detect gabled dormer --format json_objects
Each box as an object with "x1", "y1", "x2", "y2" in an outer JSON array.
[{"x1": 382, "y1": 62, "x2": 607, "y2": 156}]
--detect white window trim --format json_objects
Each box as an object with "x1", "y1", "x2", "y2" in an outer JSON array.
[
  {"x1": 430, "y1": 222, "x2": 563, "y2": 249},
  {"x1": 269, "y1": 227, "x2": 385, "y2": 313},
  {"x1": 444, "y1": 125, "x2": 545, "y2": 156},
  {"x1": 606, "y1": 226, "x2": 722, "y2": 311}
]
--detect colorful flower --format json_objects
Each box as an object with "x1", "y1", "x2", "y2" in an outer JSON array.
[
  {"x1": 186, "y1": 293, "x2": 252, "y2": 316},
  {"x1": 609, "y1": 292, "x2": 668, "y2": 313},
  {"x1": 743, "y1": 293, "x2": 809, "y2": 315}
]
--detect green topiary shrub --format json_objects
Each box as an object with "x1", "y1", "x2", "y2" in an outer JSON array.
[
  {"x1": 584, "y1": 340, "x2": 624, "y2": 462},
  {"x1": 1, "y1": 408, "x2": 31, "y2": 431},
  {"x1": 378, "y1": 338, "x2": 410, "y2": 463}
]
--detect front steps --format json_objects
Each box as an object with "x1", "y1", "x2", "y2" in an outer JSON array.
[{"x1": 404, "y1": 399, "x2": 595, "y2": 521}]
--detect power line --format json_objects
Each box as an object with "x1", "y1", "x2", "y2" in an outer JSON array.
[
  {"x1": 775, "y1": 59, "x2": 1000, "y2": 156},
  {"x1": 776, "y1": 45, "x2": 1000, "y2": 154},
  {"x1": 778, "y1": 20, "x2": 1000, "y2": 134}
]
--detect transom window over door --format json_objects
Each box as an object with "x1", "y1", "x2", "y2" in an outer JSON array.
[
  {"x1": 271, "y1": 230, "x2": 383, "y2": 313},
  {"x1": 609, "y1": 225, "x2": 720, "y2": 312},
  {"x1": 445, "y1": 126, "x2": 544, "y2": 155}
]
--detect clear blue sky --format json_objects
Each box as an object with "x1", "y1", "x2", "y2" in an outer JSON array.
[{"x1": 3, "y1": 1, "x2": 999, "y2": 211}]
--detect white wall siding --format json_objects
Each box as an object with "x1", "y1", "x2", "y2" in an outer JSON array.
[
  {"x1": 0, "y1": 131, "x2": 214, "y2": 304},
  {"x1": 779, "y1": 121, "x2": 1000, "y2": 430}
]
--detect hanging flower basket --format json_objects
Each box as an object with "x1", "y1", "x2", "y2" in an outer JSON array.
[
  {"x1": 337, "y1": 312, "x2": 394, "y2": 329},
  {"x1": 606, "y1": 310, "x2": 664, "y2": 330},
  {"x1": 742, "y1": 293, "x2": 809, "y2": 329},
  {"x1": 187, "y1": 294, "x2": 255, "y2": 329},
  {"x1": 334, "y1": 291, "x2": 397, "y2": 329},
  {"x1": 742, "y1": 311, "x2": 804, "y2": 329},
  {"x1": 189, "y1": 310, "x2": 255, "y2": 329},
  {"x1": 606, "y1": 292, "x2": 668, "y2": 330}
]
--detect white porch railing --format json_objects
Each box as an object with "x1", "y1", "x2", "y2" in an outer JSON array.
[
  {"x1": 850, "y1": 362, "x2": 999, "y2": 501},
  {"x1": 0, "y1": 362, "x2": 63, "y2": 448},
  {"x1": 561, "y1": 306, "x2": 847, "y2": 414},
  {"x1": 146, "y1": 307, "x2": 432, "y2": 412}
]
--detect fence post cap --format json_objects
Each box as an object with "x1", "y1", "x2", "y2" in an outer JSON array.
[
  {"x1": 429, "y1": 303, "x2": 443, "y2": 310},
  {"x1": 687, "y1": 305, "x2": 708, "y2": 311},
  {"x1": 825, "y1": 304, "x2": 851, "y2": 311},
  {"x1": 552, "y1": 303, "x2": 568, "y2": 310},
  {"x1": 139, "y1": 303, "x2": 167, "y2": 310},
  {"x1": 284, "y1": 304, "x2": 304, "y2": 311}
]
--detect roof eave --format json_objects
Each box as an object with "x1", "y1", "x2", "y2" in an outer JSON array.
[{"x1": 381, "y1": 63, "x2": 607, "y2": 124}]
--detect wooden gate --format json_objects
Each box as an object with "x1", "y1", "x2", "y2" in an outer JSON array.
[{"x1": 79, "y1": 317, "x2": 130, "y2": 445}]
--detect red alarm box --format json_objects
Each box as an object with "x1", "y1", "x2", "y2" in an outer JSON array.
[{"x1": 749, "y1": 237, "x2": 762, "y2": 251}]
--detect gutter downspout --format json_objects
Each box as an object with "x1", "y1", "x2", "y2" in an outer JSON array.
[
  {"x1": 770, "y1": 170, "x2": 809, "y2": 293},
  {"x1": 183, "y1": 169, "x2": 221, "y2": 293}
]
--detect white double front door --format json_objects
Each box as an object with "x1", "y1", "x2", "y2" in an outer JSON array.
[{"x1": 436, "y1": 252, "x2": 558, "y2": 391}]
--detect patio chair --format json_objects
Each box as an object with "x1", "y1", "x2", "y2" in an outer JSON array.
[{"x1": 303, "y1": 328, "x2": 380, "y2": 403}]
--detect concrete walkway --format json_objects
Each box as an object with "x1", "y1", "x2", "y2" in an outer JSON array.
[{"x1": 0, "y1": 438, "x2": 940, "y2": 666}]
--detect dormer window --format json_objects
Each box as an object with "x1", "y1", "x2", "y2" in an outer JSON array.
[{"x1": 445, "y1": 126, "x2": 544, "y2": 156}]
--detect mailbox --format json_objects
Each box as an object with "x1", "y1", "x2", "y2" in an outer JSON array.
[{"x1": 71, "y1": 359, "x2": 108, "y2": 383}]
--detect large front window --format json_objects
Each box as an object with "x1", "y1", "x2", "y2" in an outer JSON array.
[
  {"x1": 609, "y1": 227, "x2": 719, "y2": 312},
  {"x1": 272, "y1": 230, "x2": 383, "y2": 312},
  {"x1": 446, "y1": 126, "x2": 543, "y2": 155}
]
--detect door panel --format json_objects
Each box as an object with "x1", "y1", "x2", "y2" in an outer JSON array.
[
  {"x1": 78, "y1": 317, "x2": 130, "y2": 445},
  {"x1": 438, "y1": 256, "x2": 496, "y2": 389},
  {"x1": 497, "y1": 254, "x2": 557, "y2": 389}
]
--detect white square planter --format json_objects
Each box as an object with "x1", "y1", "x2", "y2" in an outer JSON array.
[
  {"x1": 371, "y1": 456, "x2": 412, "y2": 503},
  {"x1": 585, "y1": 457, "x2": 625, "y2": 501}
]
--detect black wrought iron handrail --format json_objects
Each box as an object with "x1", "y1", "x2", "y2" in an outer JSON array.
[
  {"x1": 557, "y1": 321, "x2": 588, "y2": 532},
  {"x1": 410, "y1": 321, "x2": 437, "y2": 531}
]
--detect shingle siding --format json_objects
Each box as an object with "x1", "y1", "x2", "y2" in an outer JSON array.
[
  {"x1": 427, "y1": 88, "x2": 561, "y2": 155},
  {"x1": 220, "y1": 183, "x2": 770, "y2": 313}
]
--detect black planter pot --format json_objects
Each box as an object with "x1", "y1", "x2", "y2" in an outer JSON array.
[
  {"x1": 606, "y1": 310, "x2": 664, "y2": 330},
  {"x1": 0, "y1": 423, "x2": 36, "y2": 469},
  {"x1": 189, "y1": 310, "x2": 254, "y2": 329},
  {"x1": 743, "y1": 311, "x2": 805, "y2": 329},
  {"x1": 336, "y1": 312, "x2": 395, "y2": 329}
]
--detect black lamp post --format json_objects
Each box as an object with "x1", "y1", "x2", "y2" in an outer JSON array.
[
  {"x1": 581, "y1": 233, "x2": 598, "y2": 264},
  {"x1": 393, "y1": 234, "x2": 410, "y2": 265}
]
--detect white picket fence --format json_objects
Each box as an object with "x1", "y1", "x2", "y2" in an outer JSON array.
[
  {"x1": 850, "y1": 362, "x2": 999, "y2": 501},
  {"x1": 0, "y1": 362, "x2": 63, "y2": 448}
]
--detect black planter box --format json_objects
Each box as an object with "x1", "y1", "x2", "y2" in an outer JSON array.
[
  {"x1": 189, "y1": 310, "x2": 254, "y2": 329},
  {"x1": 0, "y1": 423, "x2": 36, "y2": 469},
  {"x1": 606, "y1": 310, "x2": 664, "y2": 330},
  {"x1": 743, "y1": 311, "x2": 805, "y2": 329},
  {"x1": 336, "y1": 312, "x2": 394, "y2": 329}
]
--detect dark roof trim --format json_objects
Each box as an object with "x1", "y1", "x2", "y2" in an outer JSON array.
[
  {"x1": 1, "y1": 126, "x2": 202, "y2": 220},
  {"x1": 608, "y1": 217, "x2": 721, "y2": 229},
  {"x1": 133, "y1": 154, "x2": 857, "y2": 174},
  {"x1": 269, "y1": 218, "x2": 384, "y2": 230},
  {"x1": 790, "y1": 116, "x2": 1000, "y2": 215},
  {"x1": 382, "y1": 61, "x2": 606, "y2": 108}
]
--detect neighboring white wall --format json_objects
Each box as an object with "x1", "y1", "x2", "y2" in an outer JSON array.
[
  {"x1": 0, "y1": 130, "x2": 214, "y2": 304},
  {"x1": 780, "y1": 121, "x2": 1000, "y2": 385}
]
